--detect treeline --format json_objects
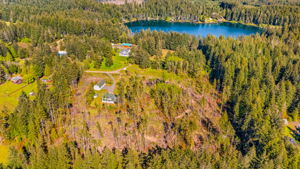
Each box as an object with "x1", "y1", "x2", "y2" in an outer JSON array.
[
  {"x1": 121, "y1": 0, "x2": 222, "y2": 21},
  {"x1": 200, "y1": 35, "x2": 299, "y2": 165},
  {"x1": 2, "y1": 145, "x2": 244, "y2": 169},
  {"x1": 0, "y1": 0, "x2": 128, "y2": 41},
  {"x1": 126, "y1": 24, "x2": 300, "y2": 167},
  {"x1": 222, "y1": 3, "x2": 300, "y2": 25},
  {"x1": 121, "y1": 0, "x2": 300, "y2": 26}
]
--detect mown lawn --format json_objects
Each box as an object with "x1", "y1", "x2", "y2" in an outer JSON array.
[
  {"x1": 0, "y1": 81, "x2": 37, "y2": 111},
  {"x1": 89, "y1": 55, "x2": 128, "y2": 71},
  {"x1": 0, "y1": 144, "x2": 9, "y2": 165}
]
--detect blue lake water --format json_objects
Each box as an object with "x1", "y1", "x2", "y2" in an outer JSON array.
[{"x1": 126, "y1": 20, "x2": 263, "y2": 37}]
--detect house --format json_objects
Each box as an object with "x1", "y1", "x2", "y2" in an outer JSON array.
[
  {"x1": 119, "y1": 49, "x2": 131, "y2": 57},
  {"x1": 93, "y1": 80, "x2": 106, "y2": 91},
  {"x1": 57, "y1": 51, "x2": 67, "y2": 56},
  {"x1": 102, "y1": 93, "x2": 117, "y2": 104},
  {"x1": 11, "y1": 76, "x2": 23, "y2": 84},
  {"x1": 121, "y1": 43, "x2": 132, "y2": 48},
  {"x1": 41, "y1": 78, "x2": 52, "y2": 83}
]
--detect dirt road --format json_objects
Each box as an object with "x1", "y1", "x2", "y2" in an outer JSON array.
[{"x1": 85, "y1": 65, "x2": 129, "y2": 93}]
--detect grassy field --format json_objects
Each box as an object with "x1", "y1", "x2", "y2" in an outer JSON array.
[
  {"x1": 126, "y1": 65, "x2": 184, "y2": 81},
  {"x1": 0, "y1": 81, "x2": 37, "y2": 111},
  {"x1": 0, "y1": 144, "x2": 9, "y2": 165},
  {"x1": 89, "y1": 55, "x2": 128, "y2": 71}
]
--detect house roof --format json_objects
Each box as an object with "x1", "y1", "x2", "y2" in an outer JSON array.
[
  {"x1": 120, "y1": 49, "x2": 131, "y2": 56},
  {"x1": 102, "y1": 93, "x2": 117, "y2": 100},
  {"x1": 58, "y1": 51, "x2": 67, "y2": 55},
  {"x1": 11, "y1": 76, "x2": 22, "y2": 81},
  {"x1": 97, "y1": 80, "x2": 105, "y2": 87},
  {"x1": 121, "y1": 43, "x2": 132, "y2": 47}
]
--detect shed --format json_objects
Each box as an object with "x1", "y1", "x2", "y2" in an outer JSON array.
[
  {"x1": 102, "y1": 93, "x2": 117, "y2": 104},
  {"x1": 94, "y1": 80, "x2": 106, "y2": 91},
  {"x1": 58, "y1": 51, "x2": 67, "y2": 56}
]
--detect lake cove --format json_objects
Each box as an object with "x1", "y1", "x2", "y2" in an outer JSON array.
[{"x1": 126, "y1": 20, "x2": 263, "y2": 37}]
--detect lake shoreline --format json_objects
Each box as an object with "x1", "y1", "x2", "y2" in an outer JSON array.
[
  {"x1": 123, "y1": 18, "x2": 279, "y2": 30},
  {"x1": 125, "y1": 20, "x2": 264, "y2": 37}
]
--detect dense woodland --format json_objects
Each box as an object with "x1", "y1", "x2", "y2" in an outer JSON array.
[{"x1": 0, "y1": 0, "x2": 299, "y2": 168}]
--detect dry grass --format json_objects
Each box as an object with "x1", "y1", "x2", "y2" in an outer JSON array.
[{"x1": 0, "y1": 144, "x2": 9, "y2": 165}]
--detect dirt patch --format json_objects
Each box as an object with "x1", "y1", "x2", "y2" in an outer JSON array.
[{"x1": 101, "y1": 0, "x2": 143, "y2": 5}]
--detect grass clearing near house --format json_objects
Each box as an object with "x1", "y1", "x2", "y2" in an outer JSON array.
[
  {"x1": 0, "y1": 81, "x2": 37, "y2": 111},
  {"x1": 89, "y1": 55, "x2": 128, "y2": 71},
  {"x1": 126, "y1": 65, "x2": 184, "y2": 82},
  {"x1": 0, "y1": 144, "x2": 9, "y2": 165}
]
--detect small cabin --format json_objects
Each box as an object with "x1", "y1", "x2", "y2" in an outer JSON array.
[
  {"x1": 102, "y1": 93, "x2": 117, "y2": 104},
  {"x1": 58, "y1": 51, "x2": 67, "y2": 56},
  {"x1": 94, "y1": 80, "x2": 106, "y2": 91},
  {"x1": 11, "y1": 76, "x2": 23, "y2": 84},
  {"x1": 119, "y1": 49, "x2": 131, "y2": 57}
]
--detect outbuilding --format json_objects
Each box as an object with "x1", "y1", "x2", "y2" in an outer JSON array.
[{"x1": 58, "y1": 51, "x2": 67, "y2": 56}]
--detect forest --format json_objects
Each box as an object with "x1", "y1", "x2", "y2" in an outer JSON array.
[{"x1": 0, "y1": 0, "x2": 299, "y2": 168}]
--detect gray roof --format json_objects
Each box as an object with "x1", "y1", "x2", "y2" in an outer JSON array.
[
  {"x1": 102, "y1": 93, "x2": 117, "y2": 101},
  {"x1": 120, "y1": 49, "x2": 131, "y2": 56},
  {"x1": 97, "y1": 80, "x2": 105, "y2": 87}
]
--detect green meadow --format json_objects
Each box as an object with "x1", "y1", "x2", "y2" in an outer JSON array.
[
  {"x1": 0, "y1": 144, "x2": 9, "y2": 165},
  {"x1": 89, "y1": 55, "x2": 128, "y2": 71},
  {"x1": 0, "y1": 81, "x2": 37, "y2": 111}
]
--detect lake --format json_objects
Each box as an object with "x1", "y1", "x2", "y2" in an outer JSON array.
[{"x1": 126, "y1": 20, "x2": 263, "y2": 37}]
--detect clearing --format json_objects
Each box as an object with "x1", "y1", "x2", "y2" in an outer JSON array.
[
  {"x1": 88, "y1": 55, "x2": 128, "y2": 71},
  {"x1": 0, "y1": 81, "x2": 37, "y2": 111},
  {"x1": 0, "y1": 144, "x2": 9, "y2": 165}
]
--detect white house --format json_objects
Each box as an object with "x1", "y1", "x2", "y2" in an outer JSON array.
[{"x1": 93, "y1": 80, "x2": 106, "y2": 91}]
